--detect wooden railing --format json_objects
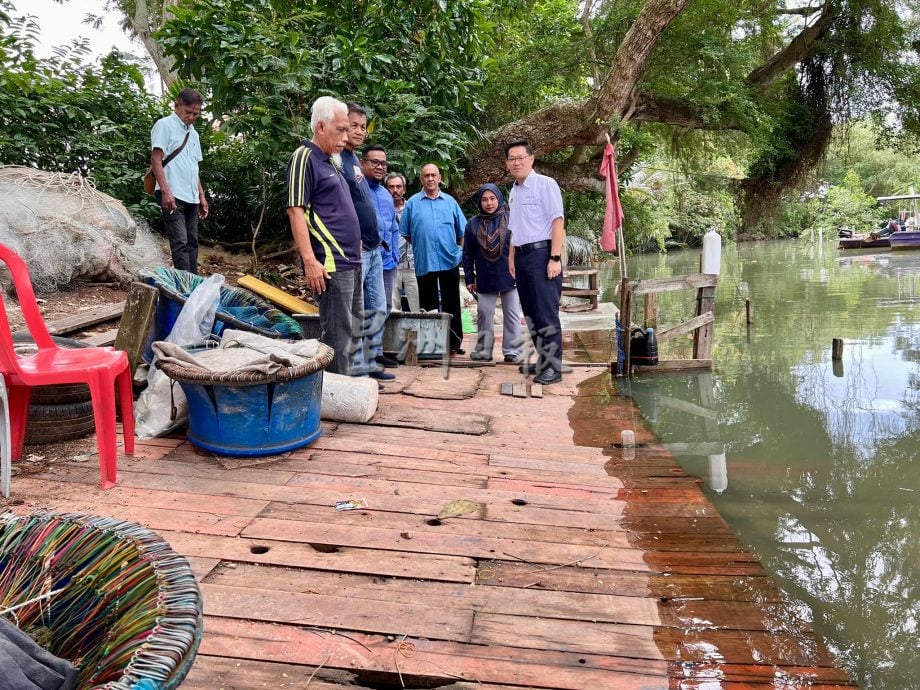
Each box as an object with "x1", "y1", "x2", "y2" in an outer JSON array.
[{"x1": 619, "y1": 272, "x2": 717, "y2": 372}]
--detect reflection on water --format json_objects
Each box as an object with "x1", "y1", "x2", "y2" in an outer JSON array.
[{"x1": 615, "y1": 240, "x2": 920, "y2": 689}]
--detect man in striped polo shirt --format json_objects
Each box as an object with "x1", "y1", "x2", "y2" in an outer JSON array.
[{"x1": 286, "y1": 96, "x2": 362, "y2": 375}]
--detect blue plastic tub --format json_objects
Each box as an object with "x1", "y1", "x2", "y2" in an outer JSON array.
[{"x1": 177, "y1": 369, "x2": 324, "y2": 456}]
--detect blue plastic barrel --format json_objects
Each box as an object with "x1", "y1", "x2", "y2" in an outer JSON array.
[{"x1": 177, "y1": 370, "x2": 324, "y2": 456}]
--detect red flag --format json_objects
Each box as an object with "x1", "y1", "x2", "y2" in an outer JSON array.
[{"x1": 599, "y1": 142, "x2": 624, "y2": 253}]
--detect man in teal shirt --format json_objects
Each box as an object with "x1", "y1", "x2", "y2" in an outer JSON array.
[{"x1": 399, "y1": 163, "x2": 466, "y2": 354}]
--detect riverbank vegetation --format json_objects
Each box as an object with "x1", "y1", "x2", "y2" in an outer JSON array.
[{"x1": 1, "y1": 0, "x2": 919, "y2": 254}]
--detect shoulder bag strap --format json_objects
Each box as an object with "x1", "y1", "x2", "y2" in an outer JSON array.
[{"x1": 162, "y1": 131, "x2": 191, "y2": 168}]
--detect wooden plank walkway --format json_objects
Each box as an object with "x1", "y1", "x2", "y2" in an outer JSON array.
[{"x1": 2, "y1": 363, "x2": 855, "y2": 689}]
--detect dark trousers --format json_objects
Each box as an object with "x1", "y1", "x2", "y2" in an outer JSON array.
[
  {"x1": 318, "y1": 266, "x2": 364, "y2": 376},
  {"x1": 156, "y1": 192, "x2": 199, "y2": 273},
  {"x1": 417, "y1": 266, "x2": 463, "y2": 351},
  {"x1": 514, "y1": 246, "x2": 563, "y2": 371}
]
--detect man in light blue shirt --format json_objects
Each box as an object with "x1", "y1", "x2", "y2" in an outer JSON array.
[
  {"x1": 150, "y1": 88, "x2": 208, "y2": 273},
  {"x1": 399, "y1": 163, "x2": 466, "y2": 353},
  {"x1": 507, "y1": 139, "x2": 565, "y2": 385}
]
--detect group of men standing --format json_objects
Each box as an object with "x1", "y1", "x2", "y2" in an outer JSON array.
[{"x1": 151, "y1": 92, "x2": 566, "y2": 387}]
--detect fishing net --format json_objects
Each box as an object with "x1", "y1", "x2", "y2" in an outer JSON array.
[
  {"x1": 141, "y1": 267, "x2": 304, "y2": 340},
  {"x1": 0, "y1": 166, "x2": 166, "y2": 292},
  {"x1": 0, "y1": 511, "x2": 203, "y2": 690}
]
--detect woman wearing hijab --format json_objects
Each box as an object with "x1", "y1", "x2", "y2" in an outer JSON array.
[{"x1": 462, "y1": 184, "x2": 523, "y2": 363}]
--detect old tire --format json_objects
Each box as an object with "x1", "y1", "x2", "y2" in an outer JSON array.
[
  {"x1": 11, "y1": 333, "x2": 92, "y2": 404},
  {"x1": 25, "y1": 400, "x2": 96, "y2": 445}
]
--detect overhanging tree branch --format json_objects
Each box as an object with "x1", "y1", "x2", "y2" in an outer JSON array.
[
  {"x1": 461, "y1": 0, "x2": 691, "y2": 196},
  {"x1": 746, "y1": 1, "x2": 835, "y2": 89},
  {"x1": 632, "y1": 93, "x2": 744, "y2": 130}
]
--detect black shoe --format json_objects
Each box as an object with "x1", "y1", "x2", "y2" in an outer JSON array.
[
  {"x1": 533, "y1": 367, "x2": 562, "y2": 385},
  {"x1": 518, "y1": 363, "x2": 537, "y2": 375},
  {"x1": 504, "y1": 353, "x2": 522, "y2": 364},
  {"x1": 369, "y1": 368, "x2": 396, "y2": 381},
  {"x1": 376, "y1": 354, "x2": 399, "y2": 368},
  {"x1": 378, "y1": 382, "x2": 385, "y2": 391},
  {"x1": 451, "y1": 347, "x2": 466, "y2": 356}
]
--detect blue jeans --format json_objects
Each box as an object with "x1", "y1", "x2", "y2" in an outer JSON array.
[
  {"x1": 352, "y1": 248, "x2": 387, "y2": 374},
  {"x1": 318, "y1": 266, "x2": 363, "y2": 376},
  {"x1": 382, "y1": 267, "x2": 397, "y2": 312}
]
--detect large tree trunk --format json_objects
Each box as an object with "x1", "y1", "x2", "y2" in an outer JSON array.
[
  {"x1": 459, "y1": 0, "x2": 692, "y2": 198},
  {"x1": 124, "y1": 0, "x2": 180, "y2": 87}
]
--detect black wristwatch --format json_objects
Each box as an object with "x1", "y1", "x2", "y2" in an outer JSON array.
[{"x1": 550, "y1": 255, "x2": 562, "y2": 262}]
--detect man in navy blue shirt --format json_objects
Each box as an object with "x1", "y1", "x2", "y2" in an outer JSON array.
[{"x1": 341, "y1": 103, "x2": 395, "y2": 381}]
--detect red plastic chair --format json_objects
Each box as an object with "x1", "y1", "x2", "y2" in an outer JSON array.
[{"x1": 0, "y1": 244, "x2": 134, "y2": 489}]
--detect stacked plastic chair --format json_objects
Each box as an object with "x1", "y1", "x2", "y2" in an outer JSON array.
[
  {"x1": 0, "y1": 243, "x2": 134, "y2": 490},
  {"x1": 0, "y1": 511, "x2": 203, "y2": 689}
]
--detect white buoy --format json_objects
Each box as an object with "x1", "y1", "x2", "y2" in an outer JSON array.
[
  {"x1": 701, "y1": 229, "x2": 722, "y2": 275},
  {"x1": 708, "y1": 453, "x2": 728, "y2": 494},
  {"x1": 321, "y1": 372, "x2": 379, "y2": 423}
]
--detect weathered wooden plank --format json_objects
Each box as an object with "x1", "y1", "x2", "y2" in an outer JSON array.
[
  {"x1": 694, "y1": 285, "x2": 716, "y2": 359},
  {"x1": 202, "y1": 583, "x2": 474, "y2": 642},
  {"x1": 153, "y1": 529, "x2": 478, "y2": 582},
  {"x1": 78, "y1": 328, "x2": 118, "y2": 346},
  {"x1": 240, "y1": 517, "x2": 652, "y2": 571},
  {"x1": 657, "y1": 310, "x2": 713, "y2": 342},
  {"x1": 113, "y1": 281, "x2": 158, "y2": 375},
  {"x1": 260, "y1": 501, "x2": 628, "y2": 547},
  {"x1": 628, "y1": 273, "x2": 718, "y2": 295},
  {"x1": 12, "y1": 476, "x2": 268, "y2": 517},
  {"x1": 369, "y1": 404, "x2": 491, "y2": 434},
  {"x1": 200, "y1": 617, "x2": 669, "y2": 690},
  {"x1": 182, "y1": 655, "x2": 377, "y2": 690},
  {"x1": 309, "y1": 435, "x2": 489, "y2": 464},
  {"x1": 472, "y1": 612, "x2": 663, "y2": 660},
  {"x1": 18, "y1": 300, "x2": 125, "y2": 336},
  {"x1": 206, "y1": 563, "x2": 662, "y2": 626},
  {"x1": 634, "y1": 358, "x2": 712, "y2": 372}
]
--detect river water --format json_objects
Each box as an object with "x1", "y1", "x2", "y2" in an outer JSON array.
[{"x1": 600, "y1": 239, "x2": 919, "y2": 688}]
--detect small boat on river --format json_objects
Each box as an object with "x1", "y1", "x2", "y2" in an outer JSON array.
[
  {"x1": 838, "y1": 193, "x2": 920, "y2": 251},
  {"x1": 888, "y1": 230, "x2": 920, "y2": 251},
  {"x1": 838, "y1": 233, "x2": 891, "y2": 249}
]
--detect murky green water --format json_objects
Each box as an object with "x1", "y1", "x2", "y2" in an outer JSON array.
[{"x1": 604, "y1": 239, "x2": 920, "y2": 689}]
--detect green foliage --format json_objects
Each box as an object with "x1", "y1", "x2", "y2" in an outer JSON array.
[
  {"x1": 823, "y1": 122, "x2": 920, "y2": 197},
  {"x1": 669, "y1": 184, "x2": 739, "y2": 245},
  {"x1": 0, "y1": 5, "x2": 161, "y2": 216},
  {"x1": 810, "y1": 170, "x2": 879, "y2": 235},
  {"x1": 156, "y1": 0, "x2": 491, "y2": 241}
]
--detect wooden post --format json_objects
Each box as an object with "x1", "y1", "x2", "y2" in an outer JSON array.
[
  {"x1": 693, "y1": 286, "x2": 716, "y2": 360},
  {"x1": 745, "y1": 299, "x2": 753, "y2": 324},
  {"x1": 619, "y1": 277, "x2": 632, "y2": 374},
  {"x1": 114, "y1": 282, "x2": 158, "y2": 377},
  {"x1": 644, "y1": 293, "x2": 658, "y2": 330},
  {"x1": 404, "y1": 330, "x2": 418, "y2": 366},
  {"x1": 832, "y1": 338, "x2": 843, "y2": 360}
]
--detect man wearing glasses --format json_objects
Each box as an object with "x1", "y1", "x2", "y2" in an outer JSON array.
[
  {"x1": 360, "y1": 145, "x2": 401, "y2": 342},
  {"x1": 506, "y1": 140, "x2": 566, "y2": 385},
  {"x1": 341, "y1": 103, "x2": 395, "y2": 383}
]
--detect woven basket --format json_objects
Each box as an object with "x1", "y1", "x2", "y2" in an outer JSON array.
[
  {"x1": 0, "y1": 511, "x2": 203, "y2": 689},
  {"x1": 155, "y1": 341, "x2": 333, "y2": 386}
]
